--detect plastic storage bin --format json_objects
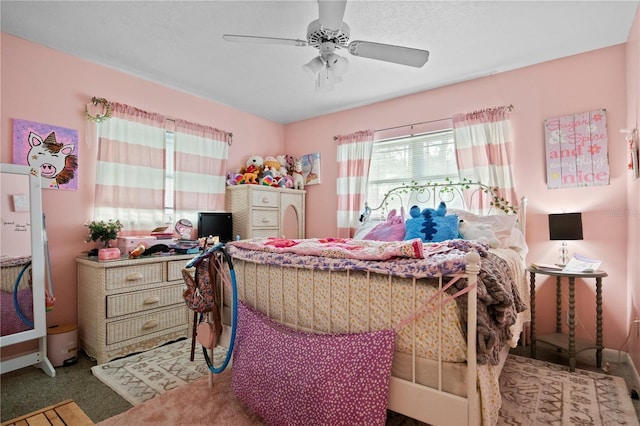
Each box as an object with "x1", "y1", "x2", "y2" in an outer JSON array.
[{"x1": 46, "y1": 324, "x2": 78, "y2": 367}]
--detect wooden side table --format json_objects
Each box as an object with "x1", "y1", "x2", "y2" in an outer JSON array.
[{"x1": 527, "y1": 266, "x2": 607, "y2": 372}]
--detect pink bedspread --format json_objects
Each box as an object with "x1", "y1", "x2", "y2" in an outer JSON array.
[{"x1": 231, "y1": 237, "x2": 442, "y2": 260}]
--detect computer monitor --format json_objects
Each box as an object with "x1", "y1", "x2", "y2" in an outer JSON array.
[{"x1": 197, "y1": 212, "x2": 233, "y2": 242}]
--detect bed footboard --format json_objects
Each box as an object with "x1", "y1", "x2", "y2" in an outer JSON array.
[{"x1": 216, "y1": 250, "x2": 483, "y2": 426}]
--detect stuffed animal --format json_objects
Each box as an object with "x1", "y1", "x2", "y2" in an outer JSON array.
[
  {"x1": 276, "y1": 155, "x2": 290, "y2": 177},
  {"x1": 404, "y1": 202, "x2": 459, "y2": 242},
  {"x1": 458, "y1": 220, "x2": 500, "y2": 248},
  {"x1": 243, "y1": 164, "x2": 260, "y2": 184},
  {"x1": 292, "y1": 159, "x2": 305, "y2": 190},
  {"x1": 363, "y1": 208, "x2": 406, "y2": 241},
  {"x1": 245, "y1": 155, "x2": 264, "y2": 170},
  {"x1": 263, "y1": 156, "x2": 281, "y2": 177}
]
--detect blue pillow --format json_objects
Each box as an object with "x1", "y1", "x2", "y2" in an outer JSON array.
[{"x1": 404, "y1": 202, "x2": 459, "y2": 242}]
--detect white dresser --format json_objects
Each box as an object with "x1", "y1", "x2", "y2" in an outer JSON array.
[
  {"x1": 76, "y1": 254, "x2": 194, "y2": 364},
  {"x1": 225, "y1": 185, "x2": 306, "y2": 239}
]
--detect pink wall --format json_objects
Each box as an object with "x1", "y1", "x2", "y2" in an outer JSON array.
[
  {"x1": 284, "y1": 44, "x2": 636, "y2": 354},
  {"x1": 626, "y1": 8, "x2": 640, "y2": 372},
  {"x1": 0, "y1": 33, "x2": 284, "y2": 356}
]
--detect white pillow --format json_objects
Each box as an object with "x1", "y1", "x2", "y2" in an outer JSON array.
[
  {"x1": 504, "y1": 227, "x2": 529, "y2": 258},
  {"x1": 447, "y1": 209, "x2": 518, "y2": 247}
]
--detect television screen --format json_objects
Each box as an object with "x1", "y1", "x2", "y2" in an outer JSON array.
[{"x1": 197, "y1": 212, "x2": 233, "y2": 242}]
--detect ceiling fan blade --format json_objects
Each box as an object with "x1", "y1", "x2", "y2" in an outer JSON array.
[
  {"x1": 348, "y1": 41, "x2": 429, "y2": 68},
  {"x1": 318, "y1": 0, "x2": 347, "y2": 32},
  {"x1": 223, "y1": 34, "x2": 308, "y2": 47}
]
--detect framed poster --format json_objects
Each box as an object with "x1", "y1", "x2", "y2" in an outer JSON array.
[
  {"x1": 300, "y1": 152, "x2": 321, "y2": 185},
  {"x1": 13, "y1": 119, "x2": 79, "y2": 190},
  {"x1": 543, "y1": 109, "x2": 609, "y2": 189}
]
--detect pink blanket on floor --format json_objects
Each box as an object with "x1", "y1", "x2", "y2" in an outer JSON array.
[{"x1": 230, "y1": 237, "x2": 451, "y2": 260}]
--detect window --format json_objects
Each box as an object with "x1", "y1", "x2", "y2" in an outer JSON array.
[{"x1": 366, "y1": 129, "x2": 459, "y2": 212}]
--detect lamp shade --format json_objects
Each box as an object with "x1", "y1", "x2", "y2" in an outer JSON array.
[
  {"x1": 548, "y1": 213, "x2": 583, "y2": 240},
  {"x1": 303, "y1": 57, "x2": 325, "y2": 79}
]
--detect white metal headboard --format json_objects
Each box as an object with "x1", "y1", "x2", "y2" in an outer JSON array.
[{"x1": 361, "y1": 180, "x2": 527, "y2": 237}]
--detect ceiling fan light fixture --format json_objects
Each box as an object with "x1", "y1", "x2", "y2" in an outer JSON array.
[
  {"x1": 303, "y1": 57, "x2": 325, "y2": 79},
  {"x1": 328, "y1": 54, "x2": 349, "y2": 76},
  {"x1": 315, "y1": 65, "x2": 341, "y2": 92}
]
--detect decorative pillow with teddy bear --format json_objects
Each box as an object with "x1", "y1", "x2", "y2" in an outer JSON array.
[{"x1": 404, "y1": 202, "x2": 459, "y2": 243}]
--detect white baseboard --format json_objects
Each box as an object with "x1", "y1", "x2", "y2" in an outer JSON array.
[{"x1": 623, "y1": 350, "x2": 640, "y2": 393}]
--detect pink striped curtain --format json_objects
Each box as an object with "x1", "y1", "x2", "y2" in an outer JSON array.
[
  {"x1": 336, "y1": 130, "x2": 374, "y2": 237},
  {"x1": 173, "y1": 120, "x2": 229, "y2": 229},
  {"x1": 452, "y1": 106, "x2": 517, "y2": 212},
  {"x1": 95, "y1": 103, "x2": 167, "y2": 233}
]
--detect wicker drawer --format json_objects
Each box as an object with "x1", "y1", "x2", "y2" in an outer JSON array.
[
  {"x1": 252, "y1": 228, "x2": 279, "y2": 239},
  {"x1": 168, "y1": 260, "x2": 192, "y2": 282},
  {"x1": 251, "y1": 209, "x2": 279, "y2": 227},
  {"x1": 106, "y1": 284, "x2": 185, "y2": 318},
  {"x1": 105, "y1": 263, "x2": 162, "y2": 291},
  {"x1": 106, "y1": 306, "x2": 188, "y2": 345},
  {"x1": 251, "y1": 189, "x2": 279, "y2": 208}
]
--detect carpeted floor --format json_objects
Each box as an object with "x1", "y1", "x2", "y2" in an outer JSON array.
[
  {"x1": 2, "y1": 339, "x2": 639, "y2": 424},
  {"x1": 91, "y1": 340, "x2": 639, "y2": 425}
]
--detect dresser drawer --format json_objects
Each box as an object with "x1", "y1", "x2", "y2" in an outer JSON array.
[
  {"x1": 251, "y1": 189, "x2": 279, "y2": 208},
  {"x1": 252, "y1": 228, "x2": 279, "y2": 239},
  {"x1": 168, "y1": 260, "x2": 192, "y2": 282},
  {"x1": 105, "y1": 264, "x2": 162, "y2": 291},
  {"x1": 251, "y1": 209, "x2": 279, "y2": 228},
  {"x1": 106, "y1": 306, "x2": 188, "y2": 345},
  {"x1": 106, "y1": 284, "x2": 185, "y2": 318}
]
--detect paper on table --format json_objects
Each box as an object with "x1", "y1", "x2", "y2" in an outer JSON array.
[
  {"x1": 562, "y1": 253, "x2": 601, "y2": 273},
  {"x1": 530, "y1": 262, "x2": 563, "y2": 271}
]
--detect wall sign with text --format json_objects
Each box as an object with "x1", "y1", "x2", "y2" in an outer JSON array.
[{"x1": 544, "y1": 109, "x2": 609, "y2": 189}]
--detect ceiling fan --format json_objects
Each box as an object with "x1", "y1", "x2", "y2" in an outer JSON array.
[{"x1": 222, "y1": 0, "x2": 430, "y2": 92}]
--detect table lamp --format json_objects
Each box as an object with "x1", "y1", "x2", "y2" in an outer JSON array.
[{"x1": 548, "y1": 212, "x2": 583, "y2": 266}]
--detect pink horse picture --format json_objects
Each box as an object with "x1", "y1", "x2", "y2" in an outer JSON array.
[{"x1": 13, "y1": 119, "x2": 79, "y2": 190}]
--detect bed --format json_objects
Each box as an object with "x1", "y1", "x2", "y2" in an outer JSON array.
[{"x1": 214, "y1": 182, "x2": 529, "y2": 426}]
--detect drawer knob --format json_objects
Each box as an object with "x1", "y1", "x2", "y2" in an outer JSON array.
[
  {"x1": 125, "y1": 273, "x2": 143, "y2": 281},
  {"x1": 142, "y1": 320, "x2": 159, "y2": 330},
  {"x1": 261, "y1": 197, "x2": 269, "y2": 204},
  {"x1": 143, "y1": 296, "x2": 160, "y2": 305},
  {"x1": 261, "y1": 218, "x2": 269, "y2": 223}
]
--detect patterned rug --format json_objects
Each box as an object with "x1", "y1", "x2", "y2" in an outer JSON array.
[
  {"x1": 93, "y1": 341, "x2": 639, "y2": 425},
  {"x1": 499, "y1": 355, "x2": 639, "y2": 425},
  {"x1": 91, "y1": 339, "x2": 226, "y2": 406}
]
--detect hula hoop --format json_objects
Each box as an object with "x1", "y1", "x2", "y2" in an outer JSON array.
[{"x1": 187, "y1": 244, "x2": 237, "y2": 374}]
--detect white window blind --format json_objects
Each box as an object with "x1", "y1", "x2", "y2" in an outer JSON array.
[{"x1": 367, "y1": 129, "x2": 459, "y2": 212}]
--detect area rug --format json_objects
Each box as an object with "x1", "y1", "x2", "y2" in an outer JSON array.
[
  {"x1": 95, "y1": 344, "x2": 639, "y2": 426},
  {"x1": 498, "y1": 355, "x2": 639, "y2": 425},
  {"x1": 91, "y1": 339, "x2": 226, "y2": 406}
]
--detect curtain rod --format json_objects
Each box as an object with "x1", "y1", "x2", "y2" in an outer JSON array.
[
  {"x1": 333, "y1": 104, "x2": 514, "y2": 140},
  {"x1": 87, "y1": 96, "x2": 233, "y2": 145}
]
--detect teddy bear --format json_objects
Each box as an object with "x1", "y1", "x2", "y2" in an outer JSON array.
[
  {"x1": 237, "y1": 155, "x2": 264, "y2": 184},
  {"x1": 458, "y1": 220, "x2": 500, "y2": 248}
]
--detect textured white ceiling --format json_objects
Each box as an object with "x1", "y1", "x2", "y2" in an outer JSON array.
[{"x1": 2, "y1": 1, "x2": 638, "y2": 124}]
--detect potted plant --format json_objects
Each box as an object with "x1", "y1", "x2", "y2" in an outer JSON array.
[{"x1": 85, "y1": 219, "x2": 123, "y2": 249}]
